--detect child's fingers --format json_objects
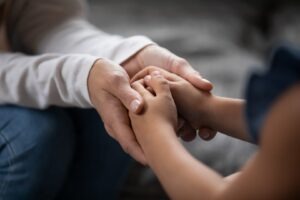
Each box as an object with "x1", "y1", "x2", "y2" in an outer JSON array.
[
  {"x1": 131, "y1": 79, "x2": 153, "y2": 98},
  {"x1": 131, "y1": 66, "x2": 181, "y2": 83},
  {"x1": 145, "y1": 71, "x2": 171, "y2": 96}
]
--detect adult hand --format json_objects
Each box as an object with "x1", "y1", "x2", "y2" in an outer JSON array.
[
  {"x1": 123, "y1": 45, "x2": 216, "y2": 141},
  {"x1": 88, "y1": 59, "x2": 146, "y2": 164},
  {"x1": 123, "y1": 44, "x2": 213, "y2": 90},
  {"x1": 87, "y1": 44, "x2": 215, "y2": 165}
]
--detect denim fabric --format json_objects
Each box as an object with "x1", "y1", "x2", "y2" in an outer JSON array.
[
  {"x1": 0, "y1": 106, "x2": 131, "y2": 200},
  {"x1": 245, "y1": 45, "x2": 300, "y2": 143}
]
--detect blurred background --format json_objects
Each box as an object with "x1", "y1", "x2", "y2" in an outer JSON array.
[{"x1": 88, "y1": 0, "x2": 300, "y2": 199}]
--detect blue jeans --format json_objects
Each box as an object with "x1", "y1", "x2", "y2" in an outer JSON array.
[{"x1": 0, "y1": 105, "x2": 131, "y2": 200}]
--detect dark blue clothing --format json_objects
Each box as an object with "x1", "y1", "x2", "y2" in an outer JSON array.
[
  {"x1": 0, "y1": 106, "x2": 131, "y2": 200},
  {"x1": 245, "y1": 45, "x2": 300, "y2": 144}
]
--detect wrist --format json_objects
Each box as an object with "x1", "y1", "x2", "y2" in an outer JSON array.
[
  {"x1": 87, "y1": 59, "x2": 103, "y2": 105},
  {"x1": 194, "y1": 92, "x2": 217, "y2": 129},
  {"x1": 205, "y1": 95, "x2": 221, "y2": 130},
  {"x1": 205, "y1": 96, "x2": 246, "y2": 138},
  {"x1": 136, "y1": 122, "x2": 177, "y2": 149}
]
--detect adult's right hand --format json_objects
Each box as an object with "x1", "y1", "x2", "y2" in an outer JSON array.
[{"x1": 87, "y1": 59, "x2": 147, "y2": 164}]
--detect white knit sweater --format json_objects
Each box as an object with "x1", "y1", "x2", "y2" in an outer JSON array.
[{"x1": 0, "y1": 0, "x2": 153, "y2": 108}]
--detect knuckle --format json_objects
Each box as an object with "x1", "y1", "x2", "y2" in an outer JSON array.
[
  {"x1": 94, "y1": 58, "x2": 110, "y2": 67},
  {"x1": 173, "y1": 58, "x2": 188, "y2": 69},
  {"x1": 109, "y1": 71, "x2": 126, "y2": 85}
]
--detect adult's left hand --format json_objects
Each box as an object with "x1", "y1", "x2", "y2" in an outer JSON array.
[
  {"x1": 122, "y1": 44, "x2": 216, "y2": 141},
  {"x1": 123, "y1": 44, "x2": 212, "y2": 90}
]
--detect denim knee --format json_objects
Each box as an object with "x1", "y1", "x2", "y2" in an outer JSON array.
[
  {"x1": 0, "y1": 106, "x2": 75, "y2": 200},
  {"x1": 57, "y1": 108, "x2": 132, "y2": 200}
]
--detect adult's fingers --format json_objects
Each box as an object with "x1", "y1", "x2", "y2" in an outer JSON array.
[
  {"x1": 107, "y1": 70, "x2": 145, "y2": 114},
  {"x1": 95, "y1": 91, "x2": 147, "y2": 164},
  {"x1": 128, "y1": 45, "x2": 213, "y2": 91},
  {"x1": 89, "y1": 59, "x2": 145, "y2": 114},
  {"x1": 131, "y1": 66, "x2": 181, "y2": 83},
  {"x1": 170, "y1": 58, "x2": 213, "y2": 91},
  {"x1": 110, "y1": 118, "x2": 147, "y2": 165}
]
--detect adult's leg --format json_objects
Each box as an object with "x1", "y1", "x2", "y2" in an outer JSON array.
[
  {"x1": 58, "y1": 108, "x2": 131, "y2": 200},
  {"x1": 0, "y1": 105, "x2": 75, "y2": 200}
]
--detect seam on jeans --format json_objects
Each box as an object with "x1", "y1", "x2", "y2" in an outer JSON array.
[{"x1": 0, "y1": 130, "x2": 16, "y2": 196}]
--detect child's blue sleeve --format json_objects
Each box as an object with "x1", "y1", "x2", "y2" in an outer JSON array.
[{"x1": 245, "y1": 45, "x2": 300, "y2": 144}]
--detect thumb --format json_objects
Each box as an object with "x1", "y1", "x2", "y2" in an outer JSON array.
[
  {"x1": 113, "y1": 83, "x2": 144, "y2": 114},
  {"x1": 170, "y1": 57, "x2": 213, "y2": 91}
]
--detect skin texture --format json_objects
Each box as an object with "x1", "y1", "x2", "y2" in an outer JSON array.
[
  {"x1": 131, "y1": 66, "x2": 218, "y2": 141},
  {"x1": 129, "y1": 68, "x2": 300, "y2": 199},
  {"x1": 87, "y1": 45, "x2": 213, "y2": 164}
]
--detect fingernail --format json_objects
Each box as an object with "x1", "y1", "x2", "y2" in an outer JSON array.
[
  {"x1": 202, "y1": 78, "x2": 211, "y2": 84},
  {"x1": 130, "y1": 99, "x2": 141, "y2": 113},
  {"x1": 144, "y1": 75, "x2": 151, "y2": 82}
]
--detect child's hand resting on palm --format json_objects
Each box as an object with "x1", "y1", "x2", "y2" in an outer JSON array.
[
  {"x1": 129, "y1": 71, "x2": 178, "y2": 148},
  {"x1": 131, "y1": 66, "x2": 216, "y2": 141}
]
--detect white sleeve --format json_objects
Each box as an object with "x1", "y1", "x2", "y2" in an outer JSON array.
[
  {"x1": 2, "y1": 0, "x2": 153, "y2": 108},
  {"x1": 7, "y1": 0, "x2": 154, "y2": 64},
  {"x1": 0, "y1": 53, "x2": 98, "y2": 108}
]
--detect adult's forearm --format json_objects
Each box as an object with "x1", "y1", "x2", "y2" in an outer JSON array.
[
  {"x1": 36, "y1": 19, "x2": 153, "y2": 64},
  {"x1": 0, "y1": 53, "x2": 98, "y2": 108},
  {"x1": 7, "y1": 0, "x2": 153, "y2": 64}
]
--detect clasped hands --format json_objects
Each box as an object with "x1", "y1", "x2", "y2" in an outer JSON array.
[
  {"x1": 88, "y1": 44, "x2": 215, "y2": 164},
  {"x1": 129, "y1": 66, "x2": 217, "y2": 154}
]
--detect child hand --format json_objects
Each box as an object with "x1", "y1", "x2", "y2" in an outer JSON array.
[
  {"x1": 129, "y1": 71, "x2": 178, "y2": 145},
  {"x1": 131, "y1": 66, "x2": 216, "y2": 140}
]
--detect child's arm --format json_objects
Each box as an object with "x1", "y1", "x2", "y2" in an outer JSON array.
[
  {"x1": 130, "y1": 74, "x2": 300, "y2": 199},
  {"x1": 129, "y1": 73, "x2": 223, "y2": 199},
  {"x1": 205, "y1": 96, "x2": 251, "y2": 141},
  {"x1": 132, "y1": 66, "x2": 251, "y2": 142}
]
